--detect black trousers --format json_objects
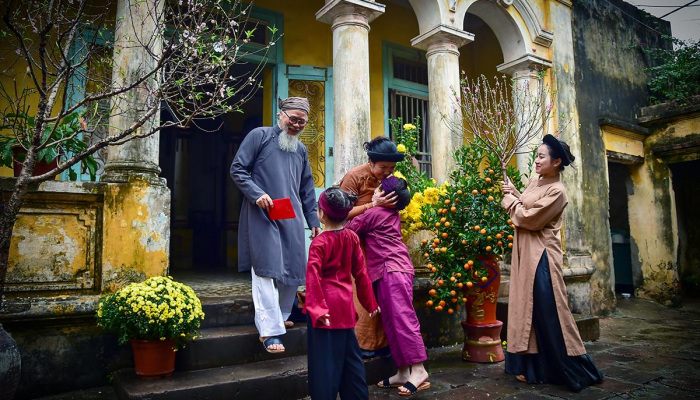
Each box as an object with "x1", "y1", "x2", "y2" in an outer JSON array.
[
  {"x1": 505, "y1": 250, "x2": 604, "y2": 393},
  {"x1": 307, "y1": 316, "x2": 369, "y2": 400}
]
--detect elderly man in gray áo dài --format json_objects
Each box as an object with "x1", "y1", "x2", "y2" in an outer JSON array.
[{"x1": 230, "y1": 97, "x2": 321, "y2": 354}]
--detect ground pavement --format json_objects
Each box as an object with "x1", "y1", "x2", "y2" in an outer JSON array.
[{"x1": 37, "y1": 296, "x2": 700, "y2": 400}]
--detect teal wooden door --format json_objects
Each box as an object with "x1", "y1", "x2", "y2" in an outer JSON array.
[{"x1": 276, "y1": 64, "x2": 334, "y2": 249}]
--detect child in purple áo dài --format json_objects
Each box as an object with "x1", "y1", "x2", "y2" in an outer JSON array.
[
  {"x1": 345, "y1": 176, "x2": 430, "y2": 397},
  {"x1": 304, "y1": 188, "x2": 380, "y2": 400}
]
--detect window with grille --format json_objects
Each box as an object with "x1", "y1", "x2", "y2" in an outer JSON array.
[
  {"x1": 393, "y1": 57, "x2": 429, "y2": 86},
  {"x1": 389, "y1": 90, "x2": 431, "y2": 178}
]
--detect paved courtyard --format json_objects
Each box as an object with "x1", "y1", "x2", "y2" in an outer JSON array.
[
  {"x1": 37, "y1": 296, "x2": 700, "y2": 400},
  {"x1": 363, "y1": 296, "x2": 700, "y2": 400}
]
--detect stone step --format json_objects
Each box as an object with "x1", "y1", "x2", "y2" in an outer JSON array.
[
  {"x1": 175, "y1": 325, "x2": 307, "y2": 371},
  {"x1": 498, "y1": 274, "x2": 510, "y2": 298},
  {"x1": 496, "y1": 297, "x2": 600, "y2": 342},
  {"x1": 199, "y1": 296, "x2": 255, "y2": 329},
  {"x1": 113, "y1": 355, "x2": 397, "y2": 400}
]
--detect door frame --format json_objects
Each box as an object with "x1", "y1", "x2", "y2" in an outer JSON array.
[{"x1": 276, "y1": 64, "x2": 334, "y2": 247}]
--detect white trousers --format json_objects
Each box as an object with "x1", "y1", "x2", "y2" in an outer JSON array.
[{"x1": 251, "y1": 266, "x2": 298, "y2": 337}]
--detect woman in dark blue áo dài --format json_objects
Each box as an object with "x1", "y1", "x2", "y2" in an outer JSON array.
[{"x1": 500, "y1": 135, "x2": 604, "y2": 393}]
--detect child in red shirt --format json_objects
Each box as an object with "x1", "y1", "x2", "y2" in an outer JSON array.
[{"x1": 304, "y1": 188, "x2": 380, "y2": 400}]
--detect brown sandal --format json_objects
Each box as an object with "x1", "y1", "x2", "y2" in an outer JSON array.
[
  {"x1": 398, "y1": 381, "x2": 430, "y2": 396},
  {"x1": 377, "y1": 379, "x2": 402, "y2": 388}
]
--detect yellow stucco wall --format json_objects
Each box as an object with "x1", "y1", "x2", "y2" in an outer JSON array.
[
  {"x1": 0, "y1": 3, "x2": 117, "y2": 178},
  {"x1": 254, "y1": 0, "x2": 422, "y2": 139},
  {"x1": 627, "y1": 158, "x2": 679, "y2": 306},
  {"x1": 602, "y1": 127, "x2": 645, "y2": 158},
  {"x1": 627, "y1": 110, "x2": 700, "y2": 305}
]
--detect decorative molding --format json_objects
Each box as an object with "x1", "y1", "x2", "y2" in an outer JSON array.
[
  {"x1": 411, "y1": 24, "x2": 474, "y2": 52},
  {"x1": 316, "y1": 0, "x2": 386, "y2": 25},
  {"x1": 496, "y1": 53, "x2": 552, "y2": 76},
  {"x1": 606, "y1": 150, "x2": 644, "y2": 165},
  {"x1": 512, "y1": 0, "x2": 553, "y2": 48},
  {"x1": 598, "y1": 117, "x2": 651, "y2": 137},
  {"x1": 494, "y1": 0, "x2": 514, "y2": 8}
]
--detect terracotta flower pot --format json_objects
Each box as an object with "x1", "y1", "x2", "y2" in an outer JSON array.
[
  {"x1": 12, "y1": 146, "x2": 59, "y2": 178},
  {"x1": 130, "y1": 339, "x2": 176, "y2": 379},
  {"x1": 461, "y1": 255, "x2": 505, "y2": 363},
  {"x1": 464, "y1": 255, "x2": 501, "y2": 325}
]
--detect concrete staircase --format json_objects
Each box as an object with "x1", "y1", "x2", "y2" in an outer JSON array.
[{"x1": 112, "y1": 295, "x2": 396, "y2": 400}]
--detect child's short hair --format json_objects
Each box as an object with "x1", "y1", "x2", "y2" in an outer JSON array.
[
  {"x1": 392, "y1": 178, "x2": 411, "y2": 211},
  {"x1": 320, "y1": 187, "x2": 358, "y2": 222}
]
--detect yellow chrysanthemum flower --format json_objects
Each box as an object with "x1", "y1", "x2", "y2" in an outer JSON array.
[{"x1": 396, "y1": 144, "x2": 407, "y2": 153}]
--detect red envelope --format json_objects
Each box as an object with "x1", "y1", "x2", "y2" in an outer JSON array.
[{"x1": 268, "y1": 198, "x2": 296, "y2": 220}]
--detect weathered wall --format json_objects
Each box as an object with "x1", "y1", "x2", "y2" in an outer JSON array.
[
  {"x1": 633, "y1": 104, "x2": 700, "y2": 304},
  {"x1": 571, "y1": 0, "x2": 671, "y2": 314},
  {"x1": 1, "y1": 177, "x2": 170, "y2": 398},
  {"x1": 670, "y1": 159, "x2": 700, "y2": 297},
  {"x1": 2, "y1": 318, "x2": 133, "y2": 399}
]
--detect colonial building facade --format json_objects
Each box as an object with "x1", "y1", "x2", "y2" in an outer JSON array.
[{"x1": 2, "y1": 0, "x2": 697, "y2": 397}]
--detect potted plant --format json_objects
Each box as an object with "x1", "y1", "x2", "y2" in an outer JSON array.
[
  {"x1": 417, "y1": 141, "x2": 525, "y2": 362},
  {"x1": 96, "y1": 276, "x2": 205, "y2": 379},
  {"x1": 0, "y1": 112, "x2": 98, "y2": 180},
  {"x1": 404, "y1": 72, "x2": 563, "y2": 363}
]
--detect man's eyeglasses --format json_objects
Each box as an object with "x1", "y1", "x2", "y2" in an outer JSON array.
[{"x1": 282, "y1": 110, "x2": 308, "y2": 127}]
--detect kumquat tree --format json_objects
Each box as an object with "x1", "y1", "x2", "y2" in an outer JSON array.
[{"x1": 419, "y1": 142, "x2": 525, "y2": 314}]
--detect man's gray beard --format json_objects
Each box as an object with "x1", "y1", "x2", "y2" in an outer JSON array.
[{"x1": 278, "y1": 128, "x2": 301, "y2": 153}]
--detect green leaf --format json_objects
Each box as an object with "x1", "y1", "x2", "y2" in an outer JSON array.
[
  {"x1": 68, "y1": 169, "x2": 78, "y2": 181},
  {"x1": 84, "y1": 156, "x2": 98, "y2": 181}
]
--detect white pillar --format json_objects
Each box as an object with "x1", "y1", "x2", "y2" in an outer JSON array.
[
  {"x1": 497, "y1": 55, "x2": 553, "y2": 182},
  {"x1": 102, "y1": 0, "x2": 164, "y2": 183},
  {"x1": 316, "y1": 0, "x2": 385, "y2": 180},
  {"x1": 412, "y1": 26, "x2": 473, "y2": 184}
]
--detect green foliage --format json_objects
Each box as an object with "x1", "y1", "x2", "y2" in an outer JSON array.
[
  {"x1": 96, "y1": 276, "x2": 205, "y2": 347},
  {"x1": 0, "y1": 112, "x2": 98, "y2": 180},
  {"x1": 637, "y1": 36, "x2": 700, "y2": 105},
  {"x1": 419, "y1": 141, "x2": 525, "y2": 311},
  {"x1": 388, "y1": 116, "x2": 432, "y2": 193}
]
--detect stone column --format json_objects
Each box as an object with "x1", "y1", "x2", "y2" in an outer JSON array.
[
  {"x1": 316, "y1": 0, "x2": 385, "y2": 179},
  {"x1": 497, "y1": 55, "x2": 553, "y2": 181},
  {"x1": 412, "y1": 25, "x2": 473, "y2": 184},
  {"x1": 99, "y1": 0, "x2": 170, "y2": 290},
  {"x1": 102, "y1": 0, "x2": 163, "y2": 184}
]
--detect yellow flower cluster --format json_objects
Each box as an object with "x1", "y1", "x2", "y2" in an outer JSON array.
[
  {"x1": 396, "y1": 144, "x2": 407, "y2": 153},
  {"x1": 403, "y1": 123, "x2": 417, "y2": 131},
  {"x1": 96, "y1": 276, "x2": 205, "y2": 345},
  {"x1": 423, "y1": 187, "x2": 439, "y2": 205},
  {"x1": 392, "y1": 170, "x2": 406, "y2": 181},
  {"x1": 112, "y1": 276, "x2": 204, "y2": 325},
  {"x1": 399, "y1": 181, "x2": 452, "y2": 242},
  {"x1": 400, "y1": 192, "x2": 424, "y2": 240}
]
